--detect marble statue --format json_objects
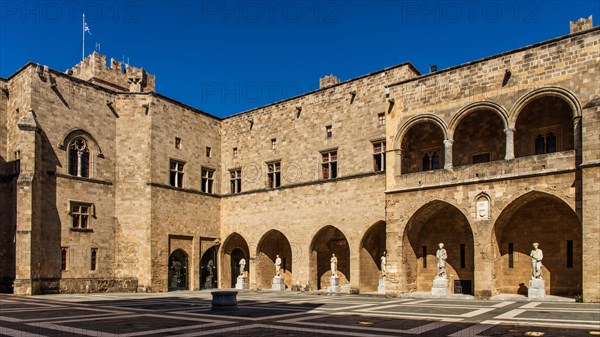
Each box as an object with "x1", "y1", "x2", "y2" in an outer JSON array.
[
  {"x1": 436, "y1": 243, "x2": 447, "y2": 278},
  {"x1": 380, "y1": 251, "x2": 387, "y2": 278},
  {"x1": 239, "y1": 258, "x2": 246, "y2": 277},
  {"x1": 530, "y1": 242, "x2": 543, "y2": 279},
  {"x1": 275, "y1": 255, "x2": 282, "y2": 277},
  {"x1": 330, "y1": 254, "x2": 338, "y2": 277}
]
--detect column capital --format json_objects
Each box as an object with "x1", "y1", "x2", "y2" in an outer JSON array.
[
  {"x1": 503, "y1": 127, "x2": 516, "y2": 135},
  {"x1": 443, "y1": 139, "x2": 454, "y2": 146}
]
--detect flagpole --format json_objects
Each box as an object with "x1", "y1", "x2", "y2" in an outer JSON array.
[{"x1": 82, "y1": 14, "x2": 85, "y2": 61}]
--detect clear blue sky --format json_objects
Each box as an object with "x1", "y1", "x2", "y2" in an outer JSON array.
[{"x1": 1, "y1": 1, "x2": 598, "y2": 118}]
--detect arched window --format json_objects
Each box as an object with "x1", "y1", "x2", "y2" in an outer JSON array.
[
  {"x1": 68, "y1": 137, "x2": 90, "y2": 177},
  {"x1": 422, "y1": 153, "x2": 430, "y2": 171},
  {"x1": 431, "y1": 151, "x2": 440, "y2": 170},
  {"x1": 546, "y1": 132, "x2": 557, "y2": 153},
  {"x1": 535, "y1": 134, "x2": 545, "y2": 155}
]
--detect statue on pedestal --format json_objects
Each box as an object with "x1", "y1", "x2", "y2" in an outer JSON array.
[
  {"x1": 275, "y1": 255, "x2": 282, "y2": 277},
  {"x1": 436, "y1": 243, "x2": 447, "y2": 278},
  {"x1": 380, "y1": 251, "x2": 387, "y2": 278},
  {"x1": 239, "y1": 258, "x2": 246, "y2": 277},
  {"x1": 330, "y1": 254, "x2": 338, "y2": 277},
  {"x1": 530, "y1": 243, "x2": 543, "y2": 279}
]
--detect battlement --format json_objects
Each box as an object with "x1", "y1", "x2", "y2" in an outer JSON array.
[
  {"x1": 68, "y1": 52, "x2": 155, "y2": 92},
  {"x1": 319, "y1": 74, "x2": 340, "y2": 89},
  {"x1": 570, "y1": 16, "x2": 593, "y2": 34}
]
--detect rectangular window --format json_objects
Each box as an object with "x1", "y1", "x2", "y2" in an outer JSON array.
[
  {"x1": 61, "y1": 247, "x2": 68, "y2": 271},
  {"x1": 326, "y1": 125, "x2": 333, "y2": 138},
  {"x1": 201, "y1": 168, "x2": 215, "y2": 193},
  {"x1": 90, "y1": 248, "x2": 98, "y2": 271},
  {"x1": 206, "y1": 146, "x2": 212, "y2": 157},
  {"x1": 271, "y1": 138, "x2": 277, "y2": 150},
  {"x1": 460, "y1": 243, "x2": 466, "y2": 269},
  {"x1": 321, "y1": 151, "x2": 338, "y2": 179},
  {"x1": 373, "y1": 141, "x2": 386, "y2": 172},
  {"x1": 472, "y1": 153, "x2": 490, "y2": 164},
  {"x1": 71, "y1": 203, "x2": 91, "y2": 229},
  {"x1": 267, "y1": 162, "x2": 281, "y2": 188},
  {"x1": 230, "y1": 169, "x2": 242, "y2": 194},
  {"x1": 233, "y1": 147, "x2": 238, "y2": 158},
  {"x1": 508, "y1": 242, "x2": 514, "y2": 268},
  {"x1": 175, "y1": 137, "x2": 181, "y2": 149},
  {"x1": 422, "y1": 246, "x2": 427, "y2": 268},
  {"x1": 378, "y1": 113, "x2": 385, "y2": 126},
  {"x1": 169, "y1": 160, "x2": 185, "y2": 188},
  {"x1": 567, "y1": 240, "x2": 573, "y2": 268}
]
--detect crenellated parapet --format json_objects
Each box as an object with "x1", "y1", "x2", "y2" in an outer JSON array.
[{"x1": 68, "y1": 52, "x2": 155, "y2": 93}]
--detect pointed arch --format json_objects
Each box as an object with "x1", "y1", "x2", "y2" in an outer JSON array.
[
  {"x1": 394, "y1": 114, "x2": 448, "y2": 150},
  {"x1": 359, "y1": 221, "x2": 386, "y2": 292},
  {"x1": 220, "y1": 232, "x2": 250, "y2": 289},
  {"x1": 492, "y1": 191, "x2": 581, "y2": 296},
  {"x1": 448, "y1": 101, "x2": 509, "y2": 139},
  {"x1": 255, "y1": 229, "x2": 293, "y2": 290},
  {"x1": 58, "y1": 128, "x2": 104, "y2": 157},
  {"x1": 309, "y1": 225, "x2": 350, "y2": 290},
  {"x1": 508, "y1": 86, "x2": 581, "y2": 127}
]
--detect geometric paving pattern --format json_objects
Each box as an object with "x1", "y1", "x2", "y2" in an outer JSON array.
[{"x1": 1, "y1": 292, "x2": 599, "y2": 336}]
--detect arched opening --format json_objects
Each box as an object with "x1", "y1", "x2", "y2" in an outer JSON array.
[
  {"x1": 200, "y1": 246, "x2": 218, "y2": 289},
  {"x1": 452, "y1": 109, "x2": 505, "y2": 167},
  {"x1": 168, "y1": 249, "x2": 189, "y2": 291},
  {"x1": 309, "y1": 226, "x2": 350, "y2": 290},
  {"x1": 400, "y1": 121, "x2": 445, "y2": 174},
  {"x1": 256, "y1": 230, "x2": 293, "y2": 289},
  {"x1": 514, "y1": 96, "x2": 574, "y2": 158},
  {"x1": 493, "y1": 192, "x2": 582, "y2": 296},
  {"x1": 403, "y1": 201, "x2": 474, "y2": 294},
  {"x1": 359, "y1": 221, "x2": 386, "y2": 292},
  {"x1": 220, "y1": 233, "x2": 249, "y2": 289}
]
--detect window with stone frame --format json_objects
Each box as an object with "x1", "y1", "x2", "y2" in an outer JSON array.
[
  {"x1": 68, "y1": 137, "x2": 90, "y2": 177},
  {"x1": 267, "y1": 161, "x2": 281, "y2": 188},
  {"x1": 61, "y1": 247, "x2": 68, "y2": 271},
  {"x1": 230, "y1": 169, "x2": 242, "y2": 194},
  {"x1": 378, "y1": 112, "x2": 385, "y2": 126},
  {"x1": 201, "y1": 167, "x2": 215, "y2": 193},
  {"x1": 90, "y1": 248, "x2": 98, "y2": 271},
  {"x1": 325, "y1": 125, "x2": 333, "y2": 138},
  {"x1": 373, "y1": 141, "x2": 386, "y2": 172},
  {"x1": 71, "y1": 202, "x2": 92, "y2": 229},
  {"x1": 421, "y1": 148, "x2": 441, "y2": 171},
  {"x1": 533, "y1": 125, "x2": 562, "y2": 155},
  {"x1": 169, "y1": 160, "x2": 185, "y2": 188},
  {"x1": 321, "y1": 150, "x2": 338, "y2": 179}
]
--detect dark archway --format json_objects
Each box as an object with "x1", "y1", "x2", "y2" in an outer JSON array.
[
  {"x1": 400, "y1": 121, "x2": 445, "y2": 174},
  {"x1": 453, "y1": 109, "x2": 505, "y2": 167},
  {"x1": 168, "y1": 249, "x2": 189, "y2": 291},
  {"x1": 256, "y1": 230, "x2": 292, "y2": 289},
  {"x1": 221, "y1": 232, "x2": 249, "y2": 289},
  {"x1": 200, "y1": 246, "x2": 218, "y2": 289},
  {"x1": 309, "y1": 226, "x2": 350, "y2": 290},
  {"x1": 359, "y1": 221, "x2": 386, "y2": 292},
  {"x1": 493, "y1": 192, "x2": 582, "y2": 296},
  {"x1": 403, "y1": 201, "x2": 474, "y2": 294},
  {"x1": 514, "y1": 96, "x2": 574, "y2": 158}
]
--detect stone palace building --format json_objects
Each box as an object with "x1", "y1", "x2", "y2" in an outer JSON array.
[{"x1": 1, "y1": 17, "x2": 598, "y2": 302}]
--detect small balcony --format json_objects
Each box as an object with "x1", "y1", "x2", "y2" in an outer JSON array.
[{"x1": 388, "y1": 150, "x2": 576, "y2": 192}]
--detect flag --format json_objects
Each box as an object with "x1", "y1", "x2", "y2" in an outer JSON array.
[{"x1": 84, "y1": 21, "x2": 92, "y2": 35}]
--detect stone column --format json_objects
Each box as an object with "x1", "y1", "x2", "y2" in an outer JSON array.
[
  {"x1": 504, "y1": 128, "x2": 516, "y2": 160},
  {"x1": 394, "y1": 149, "x2": 402, "y2": 176},
  {"x1": 443, "y1": 140, "x2": 453, "y2": 170},
  {"x1": 573, "y1": 116, "x2": 582, "y2": 166},
  {"x1": 13, "y1": 110, "x2": 42, "y2": 295}
]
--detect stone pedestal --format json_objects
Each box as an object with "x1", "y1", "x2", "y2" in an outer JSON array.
[
  {"x1": 431, "y1": 277, "x2": 450, "y2": 296},
  {"x1": 378, "y1": 279, "x2": 386, "y2": 294},
  {"x1": 528, "y1": 279, "x2": 546, "y2": 299},
  {"x1": 327, "y1": 275, "x2": 339, "y2": 293},
  {"x1": 272, "y1": 276, "x2": 285, "y2": 291},
  {"x1": 235, "y1": 276, "x2": 248, "y2": 290}
]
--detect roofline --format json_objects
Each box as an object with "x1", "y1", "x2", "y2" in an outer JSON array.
[
  {"x1": 387, "y1": 26, "x2": 600, "y2": 88},
  {"x1": 222, "y1": 61, "x2": 420, "y2": 120}
]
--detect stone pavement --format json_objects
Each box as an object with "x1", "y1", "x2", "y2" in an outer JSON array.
[{"x1": 1, "y1": 291, "x2": 599, "y2": 336}]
